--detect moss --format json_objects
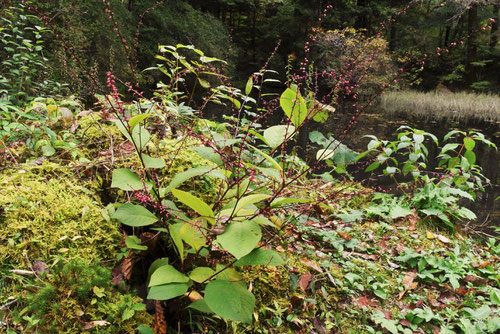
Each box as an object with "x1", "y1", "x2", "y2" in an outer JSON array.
[
  {"x1": 11, "y1": 259, "x2": 152, "y2": 333},
  {"x1": 0, "y1": 162, "x2": 121, "y2": 270}
]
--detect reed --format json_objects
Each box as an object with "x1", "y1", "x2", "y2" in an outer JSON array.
[{"x1": 379, "y1": 90, "x2": 500, "y2": 123}]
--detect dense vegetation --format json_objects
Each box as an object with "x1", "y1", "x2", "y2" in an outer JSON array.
[{"x1": 0, "y1": 1, "x2": 499, "y2": 333}]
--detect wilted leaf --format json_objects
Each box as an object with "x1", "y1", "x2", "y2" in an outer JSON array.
[
  {"x1": 426, "y1": 231, "x2": 435, "y2": 239},
  {"x1": 436, "y1": 234, "x2": 450, "y2": 244}
]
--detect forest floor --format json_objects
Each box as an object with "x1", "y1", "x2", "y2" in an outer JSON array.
[{"x1": 0, "y1": 100, "x2": 499, "y2": 334}]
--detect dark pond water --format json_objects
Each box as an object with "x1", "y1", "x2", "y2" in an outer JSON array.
[{"x1": 323, "y1": 108, "x2": 500, "y2": 234}]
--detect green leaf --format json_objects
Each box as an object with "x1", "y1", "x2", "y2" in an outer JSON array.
[
  {"x1": 137, "y1": 325, "x2": 155, "y2": 334},
  {"x1": 464, "y1": 150, "x2": 476, "y2": 165},
  {"x1": 188, "y1": 299, "x2": 213, "y2": 313},
  {"x1": 389, "y1": 206, "x2": 412, "y2": 219},
  {"x1": 189, "y1": 267, "x2": 215, "y2": 283},
  {"x1": 149, "y1": 264, "x2": 189, "y2": 287},
  {"x1": 179, "y1": 221, "x2": 207, "y2": 251},
  {"x1": 217, "y1": 221, "x2": 262, "y2": 259},
  {"x1": 204, "y1": 280, "x2": 255, "y2": 323},
  {"x1": 147, "y1": 258, "x2": 169, "y2": 282},
  {"x1": 122, "y1": 308, "x2": 135, "y2": 321},
  {"x1": 171, "y1": 188, "x2": 214, "y2": 223},
  {"x1": 249, "y1": 144, "x2": 282, "y2": 172},
  {"x1": 234, "y1": 194, "x2": 271, "y2": 214},
  {"x1": 316, "y1": 149, "x2": 335, "y2": 161},
  {"x1": 263, "y1": 125, "x2": 296, "y2": 149},
  {"x1": 147, "y1": 283, "x2": 189, "y2": 300},
  {"x1": 280, "y1": 86, "x2": 308, "y2": 127},
  {"x1": 270, "y1": 197, "x2": 312, "y2": 208},
  {"x1": 490, "y1": 288, "x2": 500, "y2": 305},
  {"x1": 125, "y1": 236, "x2": 148, "y2": 250},
  {"x1": 245, "y1": 77, "x2": 253, "y2": 95},
  {"x1": 114, "y1": 120, "x2": 150, "y2": 150},
  {"x1": 41, "y1": 144, "x2": 55, "y2": 156},
  {"x1": 234, "y1": 248, "x2": 284, "y2": 266},
  {"x1": 167, "y1": 166, "x2": 226, "y2": 190},
  {"x1": 111, "y1": 168, "x2": 144, "y2": 191},
  {"x1": 441, "y1": 143, "x2": 459, "y2": 154},
  {"x1": 141, "y1": 153, "x2": 165, "y2": 169},
  {"x1": 465, "y1": 305, "x2": 491, "y2": 320},
  {"x1": 198, "y1": 78, "x2": 211, "y2": 88},
  {"x1": 112, "y1": 203, "x2": 158, "y2": 227},
  {"x1": 190, "y1": 146, "x2": 223, "y2": 165},
  {"x1": 463, "y1": 137, "x2": 475, "y2": 151},
  {"x1": 128, "y1": 113, "x2": 150, "y2": 132},
  {"x1": 170, "y1": 223, "x2": 184, "y2": 262},
  {"x1": 365, "y1": 162, "x2": 380, "y2": 172}
]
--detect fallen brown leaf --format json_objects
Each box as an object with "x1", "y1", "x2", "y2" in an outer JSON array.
[
  {"x1": 399, "y1": 271, "x2": 418, "y2": 300},
  {"x1": 300, "y1": 258, "x2": 323, "y2": 273},
  {"x1": 298, "y1": 273, "x2": 314, "y2": 292},
  {"x1": 82, "y1": 320, "x2": 110, "y2": 331},
  {"x1": 356, "y1": 296, "x2": 380, "y2": 308},
  {"x1": 337, "y1": 231, "x2": 352, "y2": 241}
]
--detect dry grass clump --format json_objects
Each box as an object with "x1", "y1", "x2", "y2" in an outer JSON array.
[{"x1": 380, "y1": 90, "x2": 500, "y2": 122}]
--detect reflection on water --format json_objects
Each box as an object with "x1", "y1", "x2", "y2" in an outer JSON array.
[{"x1": 326, "y1": 110, "x2": 500, "y2": 232}]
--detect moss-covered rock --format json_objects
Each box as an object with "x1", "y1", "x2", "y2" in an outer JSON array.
[{"x1": 0, "y1": 162, "x2": 121, "y2": 269}]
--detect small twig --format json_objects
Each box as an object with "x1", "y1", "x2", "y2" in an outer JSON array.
[
  {"x1": 0, "y1": 299, "x2": 18, "y2": 310},
  {"x1": 9, "y1": 269, "x2": 34, "y2": 276}
]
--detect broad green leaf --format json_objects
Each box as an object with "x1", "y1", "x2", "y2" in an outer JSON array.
[
  {"x1": 141, "y1": 153, "x2": 165, "y2": 169},
  {"x1": 147, "y1": 258, "x2": 169, "y2": 281},
  {"x1": 204, "y1": 280, "x2": 255, "y2": 323},
  {"x1": 149, "y1": 264, "x2": 189, "y2": 287},
  {"x1": 147, "y1": 283, "x2": 189, "y2": 300},
  {"x1": 251, "y1": 215, "x2": 276, "y2": 228},
  {"x1": 170, "y1": 223, "x2": 184, "y2": 262},
  {"x1": 128, "y1": 113, "x2": 150, "y2": 131},
  {"x1": 365, "y1": 162, "x2": 380, "y2": 172},
  {"x1": 111, "y1": 168, "x2": 143, "y2": 191},
  {"x1": 215, "y1": 265, "x2": 244, "y2": 283},
  {"x1": 188, "y1": 299, "x2": 213, "y2": 313},
  {"x1": 235, "y1": 248, "x2": 284, "y2": 266},
  {"x1": 198, "y1": 78, "x2": 211, "y2": 88},
  {"x1": 389, "y1": 206, "x2": 412, "y2": 219},
  {"x1": 441, "y1": 143, "x2": 459, "y2": 154},
  {"x1": 189, "y1": 267, "x2": 215, "y2": 283},
  {"x1": 137, "y1": 325, "x2": 155, "y2": 334},
  {"x1": 271, "y1": 197, "x2": 312, "y2": 208},
  {"x1": 179, "y1": 221, "x2": 207, "y2": 250},
  {"x1": 190, "y1": 146, "x2": 223, "y2": 165},
  {"x1": 490, "y1": 288, "x2": 500, "y2": 305},
  {"x1": 249, "y1": 144, "x2": 282, "y2": 172},
  {"x1": 131, "y1": 125, "x2": 151, "y2": 150},
  {"x1": 463, "y1": 137, "x2": 475, "y2": 151},
  {"x1": 125, "y1": 236, "x2": 148, "y2": 250},
  {"x1": 167, "y1": 166, "x2": 225, "y2": 190},
  {"x1": 245, "y1": 77, "x2": 253, "y2": 95},
  {"x1": 112, "y1": 203, "x2": 158, "y2": 227},
  {"x1": 263, "y1": 125, "x2": 295, "y2": 149},
  {"x1": 464, "y1": 150, "x2": 476, "y2": 165},
  {"x1": 465, "y1": 305, "x2": 491, "y2": 320},
  {"x1": 280, "y1": 86, "x2": 308, "y2": 127},
  {"x1": 217, "y1": 221, "x2": 262, "y2": 259},
  {"x1": 234, "y1": 194, "x2": 271, "y2": 214},
  {"x1": 316, "y1": 149, "x2": 335, "y2": 161},
  {"x1": 171, "y1": 189, "x2": 214, "y2": 222},
  {"x1": 41, "y1": 144, "x2": 55, "y2": 156},
  {"x1": 114, "y1": 120, "x2": 150, "y2": 150}
]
